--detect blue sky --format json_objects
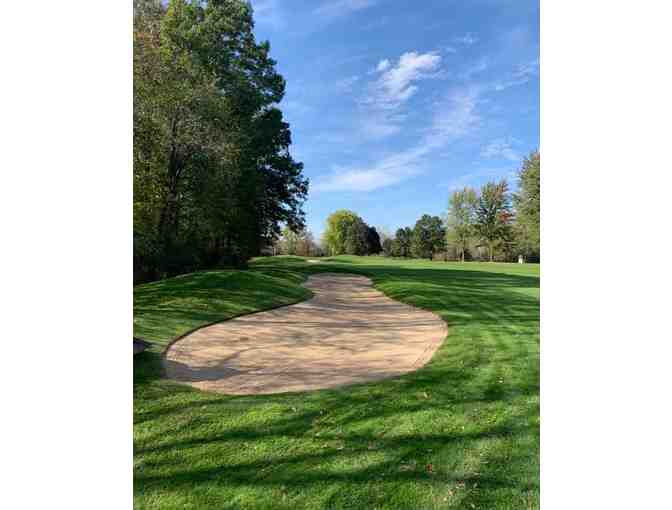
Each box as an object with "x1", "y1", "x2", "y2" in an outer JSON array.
[{"x1": 250, "y1": 0, "x2": 539, "y2": 240}]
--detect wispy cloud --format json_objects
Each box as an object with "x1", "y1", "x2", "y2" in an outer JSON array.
[
  {"x1": 358, "y1": 51, "x2": 442, "y2": 138},
  {"x1": 375, "y1": 59, "x2": 391, "y2": 72},
  {"x1": 481, "y1": 138, "x2": 520, "y2": 161},
  {"x1": 454, "y1": 32, "x2": 479, "y2": 46},
  {"x1": 494, "y1": 58, "x2": 539, "y2": 91},
  {"x1": 311, "y1": 156, "x2": 424, "y2": 193},
  {"x1": 459, "y1": 57, "x2": 489, "y2": 79},
  {"x1": 425, "y1": 88, "x2": 481, "y2": 148},
  {"x1": 358, "y1": 111, "x2": 406, "y2": 138},
  {"x1": 367, "y1": 51, "x2": 442, "y2": 109},
  {"x1": 334, "y1": 75, "x2": 361, "y2": 93},
  {"x1": 314, "y1": 0, "x2": 377, "y2": 19},
  {"x1": 313, "y1": 87, "x2": 482, "y2": 192}
]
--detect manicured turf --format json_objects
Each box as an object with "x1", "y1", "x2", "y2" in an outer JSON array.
[{"x1": 134, "y1": 255, "x2": 539, "y2": 509}]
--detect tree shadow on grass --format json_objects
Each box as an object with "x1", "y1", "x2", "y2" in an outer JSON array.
[
  {"x1": 135, "y1": 379, "x2": 538, "y2": 507},
  {"x1": 134, "y1": 259, "x2": 539, "y2": 508}
]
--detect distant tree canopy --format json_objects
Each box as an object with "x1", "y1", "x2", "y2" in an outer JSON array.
[
  {"x1": 445, "y1": 187, "x2": 478, "y2": 262},
  {"x1": 382, "y1": 237, "x2": 394, "y2": 257},
  {"x1": 133, "y1": 0, "x2": 308, "y2": 282},
  {"x1": 275, "y1": 227, "x2": 320, "y2": 257},
  {"x1": 442, "y1": 151, "x2": 540, "y2": 262},
  {"x1": 393, "y1": 227, "x2": 413, "y2": 257},
  {"x1": 475, "y1": 180, "x2": 514, "y2": 262},
  {"x1": 366, "y1": 226, "x2": 383, "y2": 255},
  {"x1": 323, "y1": 210, "x2": 359, "y2": 255},
  {"x1": 344, "y1": 217, "x2": 369, "y2": 256},
  {"x1": 513, "y1": 151, "x2": 540, "y2": 261},
  {"x1": 322, "y1": 210, "x2": 382, "y2": 256},
  {"x1": 318, "y1": 152, "x2": 539, "y2": 264},
  {"x1": 411, "y1": 215, "x2": 445, "y2": 260}
]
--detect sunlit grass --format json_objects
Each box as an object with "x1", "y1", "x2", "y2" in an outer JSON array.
[{"x1": 134, "y1": 255, "x2": 539, "y2": 509}]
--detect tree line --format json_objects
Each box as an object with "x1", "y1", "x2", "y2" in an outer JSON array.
[
  {"x1": 445, "y1": 150, "x2": 539, "y2": 262},
  {"x1": 323, "y1": 151, "x2": 540, "y2": 262},
  {"x1": 133, "y1": 0, "x2": 308, "y2": 283}
]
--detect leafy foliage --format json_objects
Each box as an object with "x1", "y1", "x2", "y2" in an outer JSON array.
[
  {"x1": 323, "y1": 210, "x2": 360, "y2": 255},
  {"x1": 393, "y1": 227, "x2": 413, "y2": 257},
  {"x1": 445, "y1": 187, "x2": 478, "y2": 262},
  {"x1": 274, "y1": 227, "x2": 321, "y2": 256},
  {"x1": 365, "y1": 226, "x2": 383, "y2": 255},
  {"x1": 411, "y1": 214, "x2": 445, "y2": 260},
  {"x1": 381, "y1": 237, "x2": 394, "y2": 257},
  {"x1": 513, "y1": 151, "x2": 540, "y2": 260},
  {"x1": 474, "y1": 180, "x2": 514, "y2": 262},
  {"x1": 344, "y1": 217, "x2": 369, "y2": 256},
  {"x1": 322, "y1": 210, "x2": 381, "y2": 256},
  {"x1": 133, "y1": 0, "x2": 308, "y2": 282}
]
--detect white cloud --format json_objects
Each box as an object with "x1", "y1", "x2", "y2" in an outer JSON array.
[
  {"x1": 312, "y1": 159, "x2": 423, "y2": 192},
  {"x1": 375, "y1": 59, "x2": 390, "y2": 72},
  {"x1": 454, "y1": 32, "x2": 479, "y2": 46},
  {"x1": 481, "y1": 138, "x2": 520, "y2": 161},
  {"x1": 313, "y1": 87, "x2": 482, "y2": 192},
  {"x1": 369, "y1": 51, "x2": 442, "y2": 109},
  {"x1": 357, "y1": 51, "x2": 443, "y2": 139},
  {"x1": 314, "y1": 0, "x2": 377, "y2": 19}
]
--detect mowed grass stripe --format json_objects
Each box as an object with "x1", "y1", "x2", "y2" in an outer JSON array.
[{"x1": 134, "y1": 255, "x2": 539, "y2": 509}]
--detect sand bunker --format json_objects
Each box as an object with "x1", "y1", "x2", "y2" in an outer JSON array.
[{"x1": 164, "y1": 273, "x2": 447, "y2": 395}]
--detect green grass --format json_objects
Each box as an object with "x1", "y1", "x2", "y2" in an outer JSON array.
[{"x1": 134, "y1": 255, "x2": 539, "y2": 509}]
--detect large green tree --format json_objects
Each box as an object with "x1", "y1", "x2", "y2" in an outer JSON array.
[
  {"x1": 513, "y1": 151, "x2": 540, "y2": 261},
  {"x1": 411, "y1": 215, "x2": 445, "y2": 260},
  {"x1": 394, "y1": 227, "x2": 413, "y2": 258},
  {"x1": 322, "y1": 210, "x2": 362, "y2": 255},
  {"x1": 446, "y1": 187, "x2": 478, "y2": 262},
  {"x1": 365, "y1": 226, "x2": 383, "y2": 255},
  {"x1": 344, "y1": 218, "x2": 369, "y2": 256},
  {"x1": 133, "y1": 0, "x2": 307, "y2": 281},
  {"x1": 475, "y1": 180, "x2": 514, "y2": 262}
]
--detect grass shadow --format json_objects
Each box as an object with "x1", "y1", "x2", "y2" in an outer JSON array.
[{"x1": 133, "y1": 256, "x2": 540, "y2": 509}]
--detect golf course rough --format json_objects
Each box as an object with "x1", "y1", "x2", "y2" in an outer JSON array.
[{"x1": 164, "y1": 273, "x2": 448, "y2": 394}]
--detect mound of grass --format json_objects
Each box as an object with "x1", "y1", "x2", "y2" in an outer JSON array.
[
  {"x1": 134, "y1": 256, "x2": 539, "y2": 509},
  {"x1": 134, "y1": 266, "x2": 312, "y2": 348}
]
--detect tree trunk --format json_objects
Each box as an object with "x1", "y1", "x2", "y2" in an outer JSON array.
[{"x1": 157, "y1": 128, "x2": 183, "y2": 267}]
